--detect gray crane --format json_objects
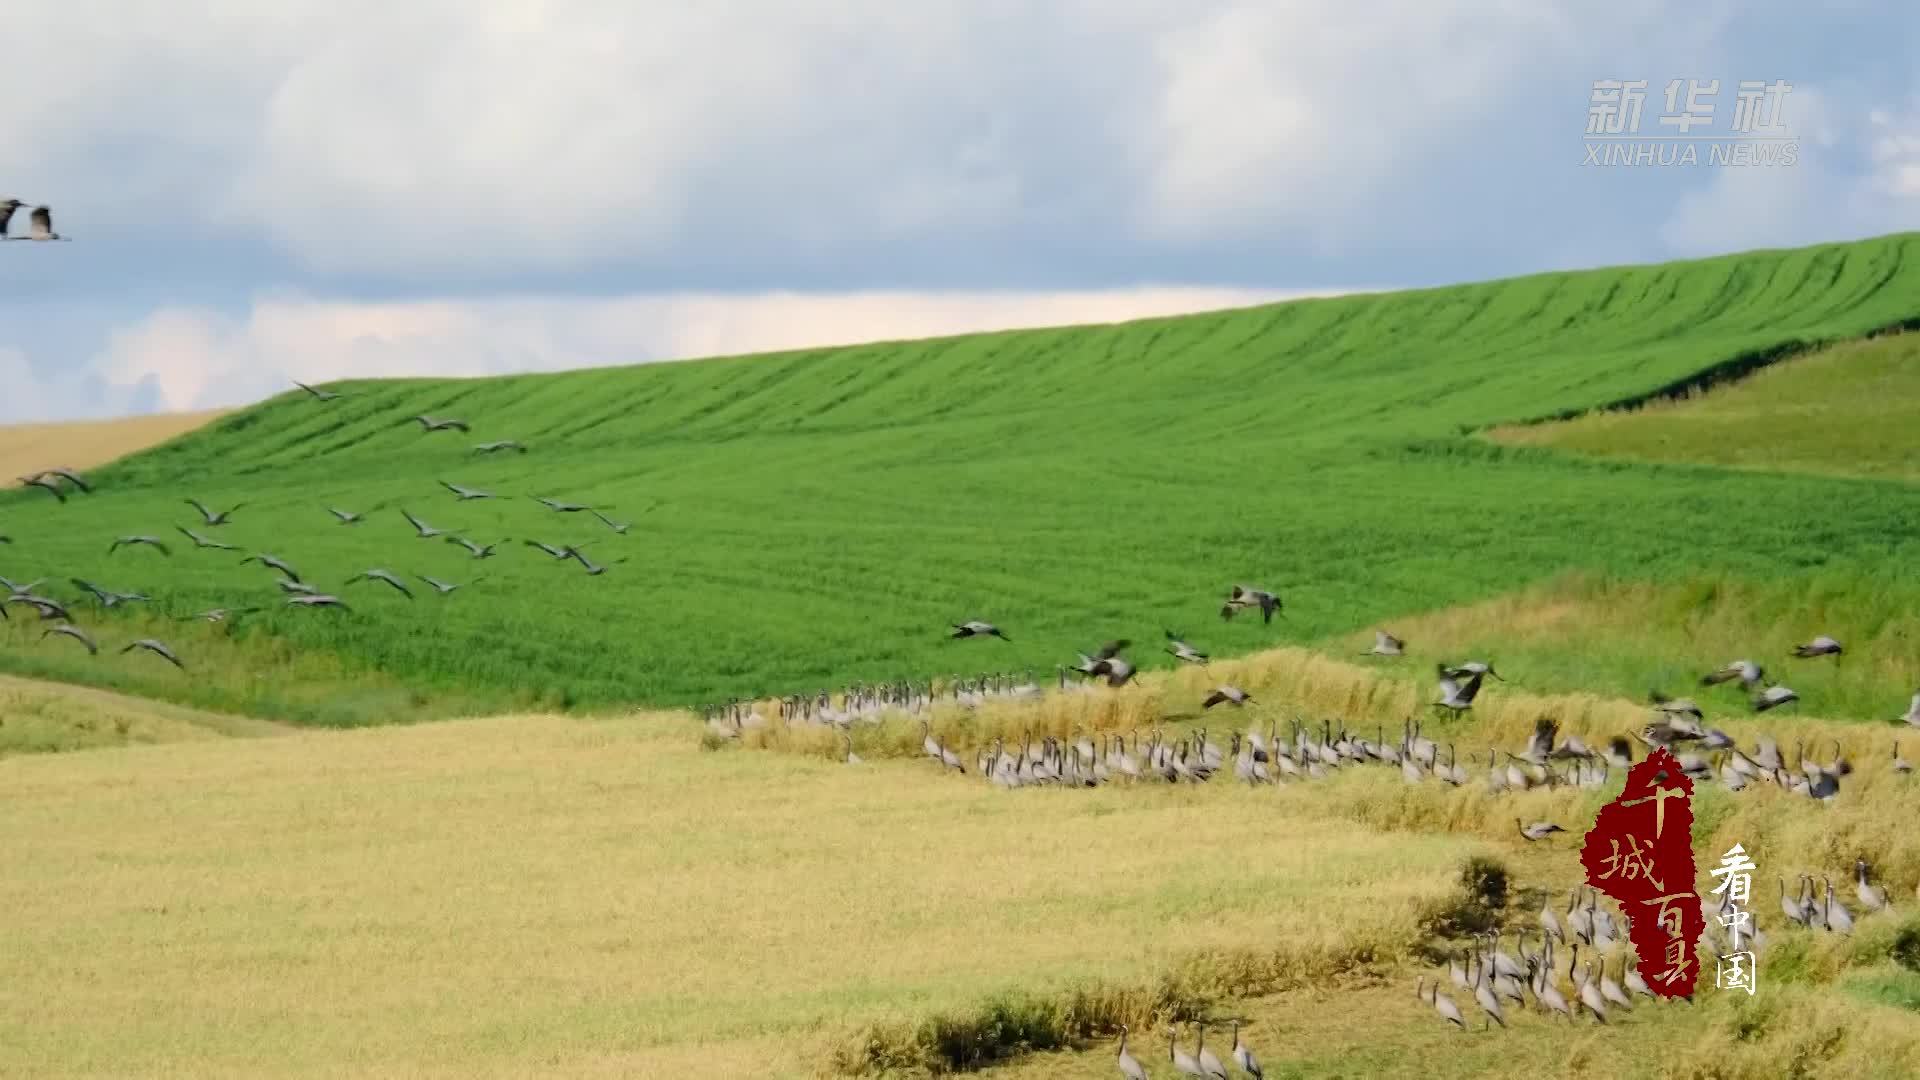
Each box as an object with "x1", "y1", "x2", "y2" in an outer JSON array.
[
  {"x1": 109, "y1": 535, "x2": 171, "y2": 556},
  {"x1": 292, "y1": 380, "x2": 342, "y2": 401},
  {"x1": 185, "y1": 498, "x2": 243, "y2": 526},
  {"x1": 411, "y1": 415, "x2": 470, "y2": 432},
  {"x1": 347, "y1": 569, "x2": 414, "y2": 599},
  {"x1": 176, "y1": 525, "x2": 237, "y2": 551},
  {"x1": 42, "y1": 623, "x2": 97, "y2": 654},
  {"x1": 121, "y1": 638, "x2": 184, "y2": 669},
  {"x1": 240, "y1": 553, "x2": 301, "y2": 582}
]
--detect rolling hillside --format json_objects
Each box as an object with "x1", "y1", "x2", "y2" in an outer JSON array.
[{"x1": 3, "y1": 233, "x2": 1920, "y2": 722}]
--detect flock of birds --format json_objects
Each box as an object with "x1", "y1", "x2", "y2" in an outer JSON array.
[
  {"x1": 1411, "y1": 848, "x2": 1902, "y2": 1038},
  {"x1": 1, "y1": 381, "x2": 643, "y2": 671},
  {"x1": 0, "y1": 199, "x2": 68, "y2": 242},
  {"x1": 702, "y1": 616, "x2": 1914, "y2": 1070}
]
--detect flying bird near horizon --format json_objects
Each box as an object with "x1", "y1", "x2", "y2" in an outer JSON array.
[
  {"x1": 20, "y1": 474, "x2": 66, "y2": 501},
  {"x1": 293, "y1": 380, "x2": 342, "y2": 401}
]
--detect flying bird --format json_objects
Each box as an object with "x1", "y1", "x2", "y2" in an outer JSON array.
[
  {"x1": 277, "y1": 579, "x2": 319, "y2": 596},
  {"x1": 1792, "y1": 635, "x2": 1843, "y2": 658},
  {"x1": 1202, "y1": 685, "x2": 1252, "y2": 709},
  {"x1": 240, "y1": 553, "x2": 301, "y2": 582},
  {"x1": 1702, "y1": 659, "x2": 1765, "y2": 689},
  {"x1": 440, "y1": 481, "x2": 495, "y2": 501},
  {"x1": 532, "y1": 495, "x2": 592, "y2": 513},
  {"x1": 522, "y1": 539, "x2": 578, "y2": 560},
  {"x1": 109, "y1": 535, "x2": 171, "y2": 557},
  {"x1": 286, "y1": 594, "x2": 351, "y2": 611},
  {"x1": 446, "y1": 535, "x2": 506, "y2": 559},
  {"x1": 411, "y1": 415, "x2": 471, "y2": 432},
  {"x1": 1165, "y1": 630, "x2": 1209, "y2": 664},
  {"x1": 292, "y1": 380, "x2": 342, "y2": 401},
  {"x1": 951, "y1": 621, "x2": 1009, "y2": 641},
  {"x1": 1221, "y1": 585, "x2": 1282, "y2": 624},
  {"x1": 418, "y1": 575, "x2": 469, "y2": 595},
  {"x1": 1900, "y1": 692, "x2": 1920, "y2": 728},
  {"x1": 347, "y1": 569, "x2": 414, "y2": 599},
  {"x1": 24, "y1": 205, "x2": 69, "y2": 241},
  {"x1": 1752, "y1": 685, "x2": 1799, "y2": 712},
  {"x1": 589, "y1": 509, "x2": 631, "y2": 534},
  {"x1": 1434, "y1": 665, "x2": 1486, "y2": 713},
  {"x1": 1364, "y1": 630, "x2": 1406, "y2": 657},
  {"x1": 35, "y1": 467, "x2": 91, "y2": 493},
  {"x1": 176, "y1": 525, "x2": 238, "y2": 551},
  {"x1": 1443, "y1": 660, "x2": 1504, "y2": 682},
  {"x1": 1649, "y1": 691, "x2": 1703, "y2": 721},
  {"x1": 0, "y1": 199, "x2": 21, "y2": 238},
  {"x1": 472, "y1": 440, "x2": 527, "y2": 454},
  {"x1": 327, "y1": 507, "x2": 366, "y2": 524},
  {"x1": 120, "y1": 638, "x2": 184, "y2": 669},
  {"x1": 185, "y1": 498, "x2": 242, "y2": 526},
  {"x1": 41, "y1": 623, "x2": 97, "y2": 654},
  {"x1": 71, "y1": 579, "x2": 148, "y2": 608},
  {"x1": 185, "y1": 607, "x2": 261, "y2": 624},
  {"x1": 569, "y1": 548, "x2": 623, "y2": 576},
  {"x1": 401, "y1": 509, "x2": 447, "y2": 539},
  {"x1": 20, "y1": 474, "x2": 66, "y2": 501}
]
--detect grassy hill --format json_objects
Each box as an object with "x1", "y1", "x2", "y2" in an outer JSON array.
[{"x1": 4, "y1": 233, "x2": 1920, "y2": 723}]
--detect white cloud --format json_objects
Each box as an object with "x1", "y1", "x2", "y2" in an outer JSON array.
[
  {"x1": 1660, "y1": 90, "x2": 1920, "y2": 256},
  {"x1": 31, "y1": 285, "x2": 1357, "y2": 422},
  {"x1": 3, "y1": 0, "x2": 1854, "y2": 279}
]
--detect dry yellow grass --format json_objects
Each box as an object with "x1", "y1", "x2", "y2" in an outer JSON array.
[
  {"x1": 0, "y1": 710, "x2": 1481, "y2": 1078},
  {"x1": 0, "y1": 672, "x2": 287, "y2": 755},
  {"x1": 0, "y1": 408, "x2": 228, "y2": 479},
  {"x1": 1485, "y1": 332, "x2": 1920, "y2": 483}
]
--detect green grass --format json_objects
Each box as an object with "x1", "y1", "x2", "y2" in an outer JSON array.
[
  {"x1": 5, "y1": 233, "x2": 1920, "y2": 723},
  {"x1": 1491, "y1": 330, "x2": 1920, "y2": 481}
]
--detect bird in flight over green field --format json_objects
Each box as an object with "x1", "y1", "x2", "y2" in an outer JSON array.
[
  {"x1": 951, "y1": 620, "x2": 1009, "y2": 641},
  {"x1": 1221, "y1": 585, "x2": 1281, "y2": 623}
]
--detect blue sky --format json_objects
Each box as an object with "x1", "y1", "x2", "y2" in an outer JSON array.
[{"x1": 2, "y1": 1, "x2": 1917, "y2": 422}]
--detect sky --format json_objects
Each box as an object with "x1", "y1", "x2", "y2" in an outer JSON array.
[{"x1": 2, "y1": 1, "x2": 1918, "y2": 423}]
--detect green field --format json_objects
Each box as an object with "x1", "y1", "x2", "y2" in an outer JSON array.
[
  {"x1": 9, "y1": 232, "x2": 1920, "y2": 1077},
  {"x1": 3, "y1": 234, "x2": 1920, "y2": 723}
]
